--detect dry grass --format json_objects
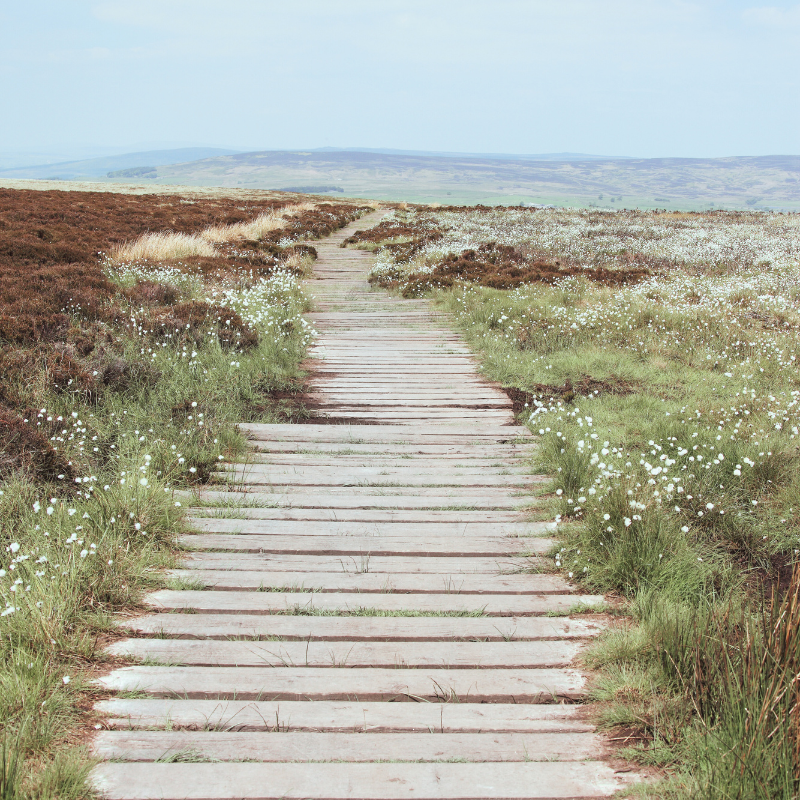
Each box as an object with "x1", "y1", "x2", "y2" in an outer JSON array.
[
  {"x1": 282, "y1": 250, "x2": 310, "y2": 274},
  {"x1": 200, "y1": 210, "x2": 287, "y2": 243},
  {"x1": 112, "y1": 203, "x2": 321, "y2": 262},
  {"x1": 112, "y1": 231, "x2": 217, "y2": 261},
  {"x1": 202, "y1": 202, "x2": 319, "y2": 242}
]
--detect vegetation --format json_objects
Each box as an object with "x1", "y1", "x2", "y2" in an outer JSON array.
[
  {"x1": 0, "y1": 188, "x2": 369, "y2": 797},
  {"x1": 109, "y1": 151, "x2": 800, "y2": 210},
  {"x1": 359, "y1": 205, "x2": 800, "y2": 798}
]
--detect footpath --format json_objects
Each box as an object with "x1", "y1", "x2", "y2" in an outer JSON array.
[{"x1": 90, "y1": 210, "x2": 636, "y2": 799}]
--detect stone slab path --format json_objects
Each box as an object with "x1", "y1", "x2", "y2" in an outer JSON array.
[{"x1": 91, "y1": 212, "x2": 635, "y2": 798}]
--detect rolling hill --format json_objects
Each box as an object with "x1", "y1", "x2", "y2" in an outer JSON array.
[
  {"x1": 148, "y1": 150, "x2": 800, "y2": 209},
  {"x1": 2, "y1": 148, "x2": 799, "y2": 209},
  {"x1": 0, "y1": 147, "x2": 239, "y2": 181}
]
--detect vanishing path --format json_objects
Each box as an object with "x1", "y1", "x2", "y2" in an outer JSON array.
[{"x1": 91, "y1": 211, "x2": 635, "y2": 798}]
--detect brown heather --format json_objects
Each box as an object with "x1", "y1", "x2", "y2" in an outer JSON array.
[{"x1": 0, "y1": 189, "x2": 368, "y2": 485}]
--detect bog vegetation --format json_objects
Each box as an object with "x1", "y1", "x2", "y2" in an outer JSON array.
[
  {"x1": 0, "y1": 188, "x2": 369, "y2": 797},
  {"x1": 352, "y1": 205, "x2": 800, "y2": 799}
]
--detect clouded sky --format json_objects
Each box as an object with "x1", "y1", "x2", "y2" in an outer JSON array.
[{"x1": 1, "y1": 0, "x2": 799, "y2": 158}]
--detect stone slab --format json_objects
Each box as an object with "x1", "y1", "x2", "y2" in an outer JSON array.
[
  {"x1": 167, "y1": 569, "x2": 568, "y2": 593},
  {"x1": 144, "y1": 590, "x2": 603, "y2": 615},
  {"x1": 239, "y1": 423, "x2": 530, "y2": 439},
  {"x1": 178, "y1": 534, "x2": 550, "y2": 555},
  {"x1": 179, "y1": 492, "x2": 530, "y2": 509},
  {"x1": 92, "y1": 730, "x2": 605, "y2": 762},
  {"x1": 217, "y1": 471, "x2": 531, "y2": 488},
  {"x1": 252, "y1": 445, "x2": 522, "y2": 454},
  {"x1": 245, "y1": 457, "x2": 523, "y2": 467},
  {"x1": 94, "y1": 665, "x2": 587, "y2": 701},
  {"x1": 90, "y1": 761, "x2": 630, "y2": 798},
  {"x1": 185, "y1": 519, "x2": 553, "y2": 537},
  {"x1": 95, "y1": 698, "x2": 594, "y2": 733},
  {"x1": 121, "y1": 614, "x2": 604, "y2": 641},
  {"x1": 106, "y1": 639, "x2": 583, "y2": 668},
  {"x1": 186, "y1": 508, "x2": 529, "y2": 523},
  {"x1": 179, "y1": 553, "x2": 543, "y2": 573}
]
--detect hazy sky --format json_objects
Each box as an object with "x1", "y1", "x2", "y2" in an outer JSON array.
[{"x1": 1, "y1": 0, "x2": 799, "y2": 158}]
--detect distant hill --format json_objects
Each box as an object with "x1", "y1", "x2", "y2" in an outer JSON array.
[
  {"x1": 3, "y1": 147, "x2": 799, "y2": 209},
  {"x1": 145, "y1": 150, "x2": 800, "y2": 210},
  {"x1": 0, "y1": 148, "x2": 240, "y2": 181},
  {"x1": 311, "y1": 148, "x2": 631, "y2": 162}
]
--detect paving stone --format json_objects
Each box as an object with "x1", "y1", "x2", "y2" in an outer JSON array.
[
  {"x1": 218, "y1": 470, "x2": 533, "y2": 488},
  {"x1": 92, "y1": 730, "x2": 606, "y2": 762},
  {"x1": 95, "y1": 698, "x2": 595, "y2": 733},
  {"x1": 165, "y1": 569, "x2": 570, "y2": 593},
  {"x1": 239, "y1": 423, "x2": 530, "y2": 440},
  {"x1": 121, "y1": 614, "x2": 605, "y2": 641},
  {"x1": 177, "y1": 491, "x2": 530, "y2": 509},
  {"x1": 178, "y1": 534, "x2": 552, "y2": 556},
  {"x1": 185, "y1": 518, "x2": 554, "y2": 537},
  {"x1": 106, "y1": 638, "x2": 584, "y2": 668},
  {"x1": 180, "y1": 553, "x2": 543, "y2": 573},
  {"x1": 91, "y1": 761, "x2": 631, "y2": 799},
  {"x1": 95, "y1": 665, "x2": 587, "y2": 701},
  {"x1": 144, "y1": 590, "x2": 604, "y2": 615},
  {"x1": 245, "y1": 455, "x2": 525, "y2": 466},
  {"x1": 185, "y1": 508, "x2": 531, "y2": 522}
]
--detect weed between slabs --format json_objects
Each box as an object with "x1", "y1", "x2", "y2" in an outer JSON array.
[
  {"x1": 357, "y1": 205, "x2": 800, "y2": 798},
  {"x1": 0, "y1": 188, "x2": 369, "y2": 797}
]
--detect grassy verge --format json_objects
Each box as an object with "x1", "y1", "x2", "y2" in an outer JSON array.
[
  {"x1": 353, "y1": 207, "x2": 800, "y2": 798},
  {"x1": 0, "y1": 190, "x2": 369, "y2": 797}
]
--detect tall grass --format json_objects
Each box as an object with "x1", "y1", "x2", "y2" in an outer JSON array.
[
  {"x1": 200, "y1": 211, "x2": 286, "y2": 243},
  {"x1": 112, "y1": 231, "x2": 216, "y2": 261},
  {"x1": 112, "y1": 202, "x2": 319, "y2": 262},
  {"x1": 665, "y1": 571, "x2": 800, "y2": 798}
]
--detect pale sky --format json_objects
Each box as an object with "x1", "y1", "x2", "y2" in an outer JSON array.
[{"x1": 1, "y1": 0, "x2": 799, "y2": 159}]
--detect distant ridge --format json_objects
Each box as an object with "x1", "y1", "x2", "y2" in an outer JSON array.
[
  {"x1": 310, "y1": 148, "x2": 633, "y2": 162},
  {"x1": 2, "y1": 147, "x2": 799, "y2": 210},
  {"x1": 0, "y1": 147, "x2": 240, "y2": 181},
  {"x1": 149, "y1": 150, "x2": 800, "y2": 210}
]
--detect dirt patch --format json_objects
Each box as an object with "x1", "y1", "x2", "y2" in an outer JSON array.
[
  {"x1": 744, "y1": 552, "x2": 799, "y2": 606},
  {"x1": 502, "y1": 378, "x2": 638, "y2": 413}
]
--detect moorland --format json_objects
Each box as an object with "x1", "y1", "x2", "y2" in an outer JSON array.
[
  {"x1": 0, "y1": 185, "x2": 370, "y2": 797},
  {"x1": 1, "y1": 183, "x2": 799, "y2": 799},
  {"x1": 350, "y1": 204, "x2": 800, "y2": 798}
]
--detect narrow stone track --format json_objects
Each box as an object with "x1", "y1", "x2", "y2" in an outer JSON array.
[{"x1": 91, "y1": 212, "x2": 636, "y2": 799}]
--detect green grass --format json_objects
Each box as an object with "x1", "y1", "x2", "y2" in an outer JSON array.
[
  {"x1": 368, "y1": 206, "x2": 800, "y2": 797},
  {"x1": 0, "y1": 274, "x2": 312, "y2": 797},
  {"x1": 445, "y1": 284, "x2": 800, "y2": 795}
]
